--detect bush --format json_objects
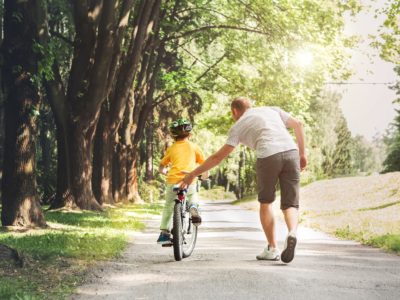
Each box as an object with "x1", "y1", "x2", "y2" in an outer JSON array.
[{"x1": 139, "y1": 180, "x2": 162, "y2": 202}]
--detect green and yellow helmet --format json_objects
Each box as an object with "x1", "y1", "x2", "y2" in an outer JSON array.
[{"x1": 169, "y1": 118, "x2": 192, "y2": 138}]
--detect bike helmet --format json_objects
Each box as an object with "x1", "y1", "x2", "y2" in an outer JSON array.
[{"x1": 169, "y1": 118, "x2": 192, "y2": 138}]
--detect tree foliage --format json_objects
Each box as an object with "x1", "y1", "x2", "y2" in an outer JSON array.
[
  {"x1": 0, "y1": 0, "x2": 384, "y2": 222},
  {"x1": 376, "y1": 1, "x2": 400, "y2": 172}
]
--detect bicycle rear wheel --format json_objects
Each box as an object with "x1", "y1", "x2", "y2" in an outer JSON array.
[
  {"x1": 172, "y1": 202, "x2": 183, "y2": 261},
  {"x1": 182, "y1": 213, "x2": 198, "y2": 258}
]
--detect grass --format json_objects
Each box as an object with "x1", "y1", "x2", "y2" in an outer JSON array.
[
  {"x1": 357, "y1": 201, "x2": 400, "y2": 212},
  {"x1": 231, "y1": 194, "x2": 257, "y2": 205},
  {"x1": 299, "y1": 173, "x2": 400, "y2": 255},
  {"x1": 199, "y1": 186, "x2": 236, "y2": 201},
  {"x1": 0, "y1": 202, "x2": 162, "y2": 300},
  {"x1": 335, "y1": 226, "x2": 400, "y2": 254}
]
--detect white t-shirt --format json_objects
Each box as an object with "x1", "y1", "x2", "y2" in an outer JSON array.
[{"x1": 226, "y1": 107, "x2": 298, "y2": 158}]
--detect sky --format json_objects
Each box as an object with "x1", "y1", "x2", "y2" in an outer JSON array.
[{"x1": 336, "y1": 0, "x2": 398, "y2": 141}]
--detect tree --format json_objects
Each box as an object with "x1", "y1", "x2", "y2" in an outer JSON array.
[
  {"x1": 375, "y1": 0, "x2": 400, "y2": 64},
  {"x1": 375, "y1": 1, "x2": 400, "y2": 171},
  {"x1": 330, "y1": 116, "x2": 353, "y2": 176},
  {"x1": 383, "y1": 68, "x2": 400, "y2": 172},
  {"x1": 1, "y1": 0, "x2": 46, "y2": 226},
  {"x1": 42, "y1": 0, "x2": 161, "y2": 209},
  {"x1": 349, "y1": 135, "x2": 378, "y2": 174}
]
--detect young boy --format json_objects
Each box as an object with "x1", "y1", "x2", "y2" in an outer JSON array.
[{"x1": 157, "y1": 118, "x2": 206, "y2": 245}]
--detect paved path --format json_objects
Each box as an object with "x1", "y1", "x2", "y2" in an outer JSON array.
[{"x1": 71, "y1": 200, "x2": 400, "y2": 300}]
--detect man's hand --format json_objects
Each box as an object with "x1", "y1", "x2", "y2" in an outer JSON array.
[
  {"x1": 300, "y1": 155, "x2": 307, "y2": 171},
  {"x1": 179, "y1": 171, "x2": 195, "y2": 188},
  {"x1": 178, "y1": 144, "x2": 235, "y2": 188}
]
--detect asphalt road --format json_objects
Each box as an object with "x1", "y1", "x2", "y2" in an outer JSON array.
[{"x1": 71, "y1": 200, "x2": 400, "y2": 300}]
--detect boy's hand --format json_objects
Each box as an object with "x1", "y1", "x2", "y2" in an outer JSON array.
[{"x1": 159, "y1": 166, "x2": 168, "y2": 175}]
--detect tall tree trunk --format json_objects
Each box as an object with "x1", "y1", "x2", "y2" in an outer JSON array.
[
  {"x1": 39, "y1": 107, "x2": 52, "y2": 203},
  {"x1": 69, "y1": 122, "x2": 102, "y2": 210},
  {"x1": 50, "y1": 124, "x2": 75, "y2": 208},
  {"x1": 0, "y1": 11, "x2": 4, "y2": 196},
  {"x1": 113, "y1": 142, "x2": 127, "y2": 203},
  {"x1": 126, "y1": 146, "x2": 141, "y2": 202},
  {"x1": 145, "y1": 117, "x2": 154, "y2": 181},
  {"x1": 1, "y1": 0, "x2": 46, "y2": 227},
  {"x1": 92, "y1": 105, "x2": 113, "y2": 205},
  {"x1": 44, "y1": 68, "x2": 75, "y2": 209}
]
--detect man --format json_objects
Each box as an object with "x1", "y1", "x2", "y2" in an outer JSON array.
[{"x1": 181, "y1": 97, "x2": 307, "y2": 263}]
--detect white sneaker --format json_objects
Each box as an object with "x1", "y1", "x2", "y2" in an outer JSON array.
[
  {"x1": 256, "y1": 246, "x2": 280, "y2": 261},
  {"x1": 281, "y1": 232, "x2": 297, "y2": 263}
]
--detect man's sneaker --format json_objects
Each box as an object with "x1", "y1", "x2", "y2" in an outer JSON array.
[
  {"x1": 281, "y1": 232, "x2": 297, "y2": 263},
  {"x1": 256, "y1": 246, "x2": 280, "y2": 261},
  {"x1": 157, "y1": 232, "x2": 172, "y2": 245},
  {"x1": 189, "y1": 205, "x2": 202, "y2": 226}
]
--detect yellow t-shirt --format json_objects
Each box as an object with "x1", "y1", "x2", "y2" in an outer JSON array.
[{"x1": 160, "y1": 140, "x2": 205, "y2": 184}]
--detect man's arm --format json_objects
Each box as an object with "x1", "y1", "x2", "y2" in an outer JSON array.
[
  {"x1": 181, "y1": 144, "x2": 235, "y2": 186},
  {"x1": 286, "y1": 116, "x2": 307, "y2": 170}
]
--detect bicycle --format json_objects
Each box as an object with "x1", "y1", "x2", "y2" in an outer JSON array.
[{"x1": 162, "y1": 185, "x2": 198, "y2": 261}]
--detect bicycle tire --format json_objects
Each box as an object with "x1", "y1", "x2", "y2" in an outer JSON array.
[
  {"x1": 172, "y1": 202, "x2": 183, "y2": 261},
  {"x1": 182, "y1": 217, "x2": 198, "y2": 258}
]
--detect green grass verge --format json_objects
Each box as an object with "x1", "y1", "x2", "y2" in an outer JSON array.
[
  {"x1": 199, "y1": 186, "x2": 236, "y2": 201},
  {"x1": 0, "y1": 202, "x2": 161, "y2": 300},
  {"x1": 231, "y1": 194, "x2": 257, "y2": 205},
  {"x1": 335, "y1": 226, "x2": 400, "y2": 254}
]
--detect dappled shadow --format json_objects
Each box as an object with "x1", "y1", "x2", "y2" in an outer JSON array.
[
  {"x1": 44, "y1": 210, "x2": 144, "y2": 230},
  {"x1": 199, "y1": 226, "x2": 260, "y2": 233}
]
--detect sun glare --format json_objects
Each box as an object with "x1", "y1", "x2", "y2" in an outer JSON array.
[{"x1": 295, "y1": 50, "x2": 314, "y2": 68}]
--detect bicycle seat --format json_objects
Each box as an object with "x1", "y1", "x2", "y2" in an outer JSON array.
[{"x1": 173, "y1": 185, "x2": 187, "y2": 193}]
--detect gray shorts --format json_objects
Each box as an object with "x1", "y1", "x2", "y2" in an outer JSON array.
[{"x1": 256, "y1": 149, "x2": 300, "y2": 210}]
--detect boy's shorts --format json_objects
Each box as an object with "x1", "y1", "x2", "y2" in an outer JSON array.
[{"x1": 256, "y1": 149, "x2": 300, "y2": 210}]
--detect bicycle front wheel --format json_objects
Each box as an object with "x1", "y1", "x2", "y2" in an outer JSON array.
[
  {"x1": 182, "y1": 213, "x2": 198, "y2": 258},
  {"x1": 172, "y1": 202, "x2": 183, "y2": 261}
]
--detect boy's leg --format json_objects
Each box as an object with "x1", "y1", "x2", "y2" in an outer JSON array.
[
  {"x1": 186, "y1": 184, "x2": 201, "y2": 225},
  {"x1": 160, "y1": 184, "x2": 176, "y2": 231},
  {"x1": 186, "y1": 184, "x2": 198, "y2": 208}
]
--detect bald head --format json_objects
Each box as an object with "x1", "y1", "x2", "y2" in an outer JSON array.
[{"x1": 231, "y1": 97, "x2": 252, "y2": 121}]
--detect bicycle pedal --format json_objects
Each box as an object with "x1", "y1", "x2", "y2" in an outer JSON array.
[{"x1": 162, "y1": 243, "x2": 173, "y2": 247}]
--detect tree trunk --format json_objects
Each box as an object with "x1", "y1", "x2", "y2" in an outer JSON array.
[
  {"x1": 1, "y1": 0, "x2": 46, "y2": 227},
  {"x1": 126, "y1": 146, "x2": 141, "y2": 202},
  {"x1": 69, "y1": 122, "x2": 102, "y2": 211},
  {"x1": 0, "y1": 18, "x2": 3, "y2": 196},
  {"x1": 39, "y1": 108, "x2": 52, "y2": 203},
  {"x1": 92, "y1": 105, "x2": 113, "y2": 205},
  {"x1": 48, "y1": 116, "x2": 75, "y2": 209},
  {"x1": 112, "y1": 142, "x2": 127, "y2": 203},
  {"x1": 145, "y1": 117, "x2": 154, "y2": 181}
]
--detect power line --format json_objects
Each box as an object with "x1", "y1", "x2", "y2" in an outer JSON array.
[{"x1": 325, "y1": 82, "x2": 395, "y2": 85}]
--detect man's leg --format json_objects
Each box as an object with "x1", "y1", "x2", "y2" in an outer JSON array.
[
  {"x1": 255, "y1": 154, "x2": 281, "y2": 260},
  {"x1": 259, "y1": 203, "x2": 277, "y2": 248},
  {"x1": 279, "y1": 150, "x2": 300, "y2": 263},
  {"x1": 282, "y1": 207, "x2": 299, "y2": 233}
]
